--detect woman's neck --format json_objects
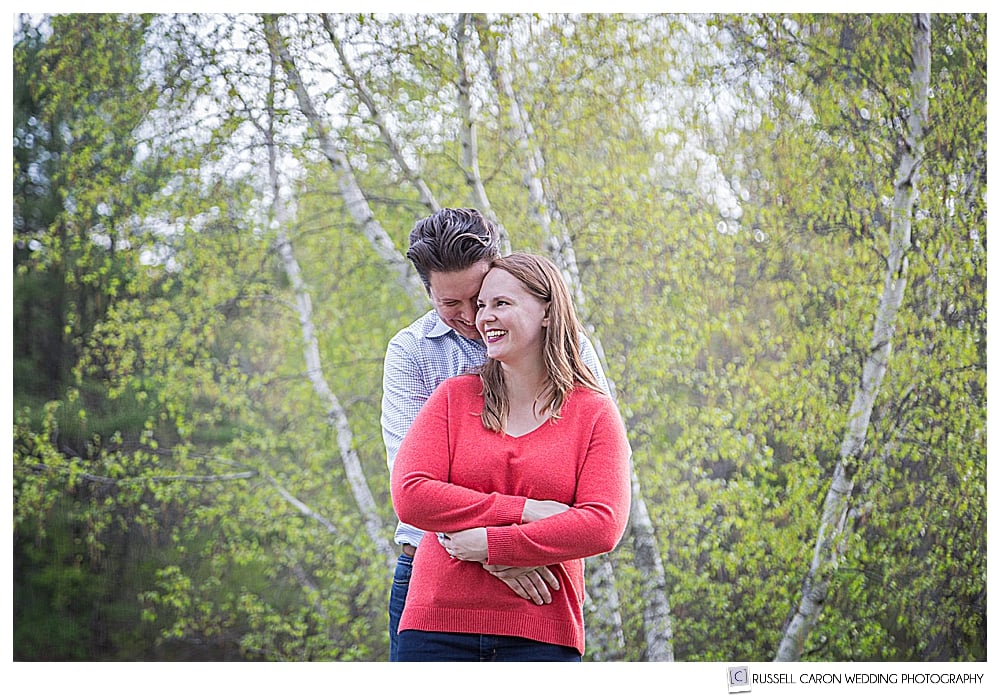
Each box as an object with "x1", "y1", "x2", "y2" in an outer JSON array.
[
  {"x1": 499, "y1": 359, "x2": 552, "y2": 436},
  {"x1": 502, "y1": 359, "x2": 549, "y2": 407}
]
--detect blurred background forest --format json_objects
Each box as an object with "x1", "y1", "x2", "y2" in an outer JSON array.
[{"x1": 12, "y1": 13, "x2": 986, "y2": 661}]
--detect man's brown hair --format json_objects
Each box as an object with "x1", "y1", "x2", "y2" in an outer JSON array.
[{"x1": 406, "y1": 208, "x2": 501, "y2": 292}]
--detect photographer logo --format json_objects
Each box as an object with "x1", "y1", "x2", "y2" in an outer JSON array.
[{"x1": 728, "y1": 666, "x2": 751, "y2": 693}]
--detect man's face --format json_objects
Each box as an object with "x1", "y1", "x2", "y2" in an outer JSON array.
[{"x1": 428, "y1": 261, "x2": 491, "y2": 341}]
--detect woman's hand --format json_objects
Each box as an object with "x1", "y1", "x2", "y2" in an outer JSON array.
[{"x1": 440, "y1": 527, "x2": 488, "y2": 562}]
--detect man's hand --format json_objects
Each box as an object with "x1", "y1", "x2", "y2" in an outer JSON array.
[
  {"x1": 440, "y1": 527, "x2": 488, "y2": 562},
  {"x1": 521, "y1": 499, "x2": 570, "y2": 523},
  {"x1": 442, "y1": 501, "x2": 568, "y2": 606},
  {"x1": 483, "y1": 565, "x2": 560, "y2": 605}
]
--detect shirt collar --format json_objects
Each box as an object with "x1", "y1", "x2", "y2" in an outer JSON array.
[
  {"x1": 426, "y1": 314, "x2": 453, "y2": 339},
  {"x1": 426, "y1": 312, "x2": 484, "y2": 345}
]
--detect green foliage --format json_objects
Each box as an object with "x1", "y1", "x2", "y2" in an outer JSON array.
[{"x1": 14, "y1": 512, "x2": 99, "y2": 660}]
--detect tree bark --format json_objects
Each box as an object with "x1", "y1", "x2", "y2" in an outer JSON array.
[
  {"x1": 584, "y1": 551, "x2": 626, "y2": 661},
  {"x1": 264, "y1": 31, "x2": 396, "y2": 570},
  {"x1": 455, "y1": 13, "x2": 511, "y2": 253},
  {"x1": 775, "y1": 13, "x2": 930, "y2": 661},
  {"x1": 629, "y1": 470, "x2": 675, "y2": 661},
  {"x1": 320, "y1": 13, "x2": 441, "y2": 216},
  {"x1": 472, "y1": 15, "x2": 585, "y2": 308},
  {"x1": 474, "y1": 13, "x2": 674, "y2": 660},
  {"x1": 262, "y1": 16, "x2": 426, "y2": 305},
  {"x1": 269, "y1": 170, "x2": 396, "y2": 570}
]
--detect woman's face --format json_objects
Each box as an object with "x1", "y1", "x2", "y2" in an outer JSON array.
[{"x1": 476, "y1": 268, "x2": 550, "y2": 366}]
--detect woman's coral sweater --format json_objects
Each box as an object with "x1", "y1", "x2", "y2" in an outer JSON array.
[{"x1": 391, "y1": 374, "x2": 631, "y2": 654}]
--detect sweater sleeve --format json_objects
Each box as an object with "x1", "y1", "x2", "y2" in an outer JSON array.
[
  {"x1": 485, "y1": 398, "x2": 631, "y2": 567},
  {"x1": 390, "y1": 379, "x2": 526, "y2": 531}
]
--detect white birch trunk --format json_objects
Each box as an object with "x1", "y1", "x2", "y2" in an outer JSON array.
[
  {"x1": 263, "y1": 17, "x2": 426, "y2": 304},
  {"x1": 584, "y1": 550, "x2": 626, "y2": 661},
  {"x1": 775, "y1": 13, "x2": 930, "y2": 661},
  {"x1": 473, "y1": 15, "x2": 585, "y2": 309},
  {"x1": 264, "y1": 30, "x2": 397, "y2": 571},
  {"x1": 320, "y1": 13, "x2": 441, "y2": 215},
  {"x1": 474, "y1": 14, "x2": 674, "y2": 660},
  {"x1": 629, "y1": 470, "x2": 675, "y2": 661},
  {"x1": 455, "y1": 13, "x2": 511, "y2": 254},
  {"x1": 269, "y1": 189, "x2": 396, "y2": 571}
]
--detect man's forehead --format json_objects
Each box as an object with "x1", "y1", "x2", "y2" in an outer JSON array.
[{"x1": 428, "y1": 264, "x2": 489, "y2": 299}]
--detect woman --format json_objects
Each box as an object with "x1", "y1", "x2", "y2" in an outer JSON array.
[{"x1": 390, "y1": 253, "x2": 631, "y2": 661}]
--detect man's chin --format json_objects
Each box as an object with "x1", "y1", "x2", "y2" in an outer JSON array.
[{"x1": 453, "y1": 326, "x2": 482, "y2": 342}]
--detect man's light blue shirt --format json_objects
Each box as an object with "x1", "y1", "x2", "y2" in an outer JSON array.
[{"x1": 381, "y1": 309, "x2": 610, "y2": 547}]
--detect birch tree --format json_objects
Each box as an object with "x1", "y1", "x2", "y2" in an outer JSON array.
[
  {"x1": 775, "y1": 13, "x2": 931, "y2": 661},
  {"x1": 263, "y1": 41, "x2": 396, "y2": 570},
  {"x1": 320, "y1": 13, "x2": 441, "y2": 216},
  {"x1": 455, "y1": 13, "x2": 511, "y2": 253},
  {"x1": 474, "y1": 13, "x2": 674, "y2": 661},
  {"x1": 473, "y1": 15, "x2": 585, "y2": 308},
  {"x1": 262, "y1": 15, "x2": 425, "y2": 304}
]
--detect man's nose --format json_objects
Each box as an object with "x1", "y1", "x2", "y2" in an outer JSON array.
[{"x1": 460, "y1": 301, "x2": 478, "y2": 319}]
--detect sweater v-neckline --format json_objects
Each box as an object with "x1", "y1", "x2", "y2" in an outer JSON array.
[{"x1": 503, "y1": 418, "x2": 550, "y2": 439}]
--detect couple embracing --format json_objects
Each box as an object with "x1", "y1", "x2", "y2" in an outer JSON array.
[{"x1": 381, "y1": 208, "x2": 631, "y2": 662}]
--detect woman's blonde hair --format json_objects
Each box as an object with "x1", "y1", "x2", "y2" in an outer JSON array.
[{"x1": 478, "y1": 253, "x2": 604, "y2": 433}]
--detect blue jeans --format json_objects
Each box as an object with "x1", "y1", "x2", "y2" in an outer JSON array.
[
  {"x1": 397, "y1": 630, "x2": 582, "y2": 662},
  {"x1": 388, "y1": 552, "x2": 413, "y2": 662}
]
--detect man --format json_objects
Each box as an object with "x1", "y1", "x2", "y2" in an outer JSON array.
[{"x1": 380, "y1": 208, "x2": 610, "y2": 661}]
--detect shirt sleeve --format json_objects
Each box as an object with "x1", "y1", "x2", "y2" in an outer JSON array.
[
  {"x1": 485, "y1": 398, "x2": 632, "y2": 567},
  {"x1": 390, "y1": 381, "x2": 527, "y2": 532},
  {"x1": 579, "y1": 333, "x2": 633, "y2": 460},
  {"x1": 578, "y1": 333, "x2": 610, "y2": 393},
  {"x1": 381, "y1": 335, "x2": 428, "y2": 473}
]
